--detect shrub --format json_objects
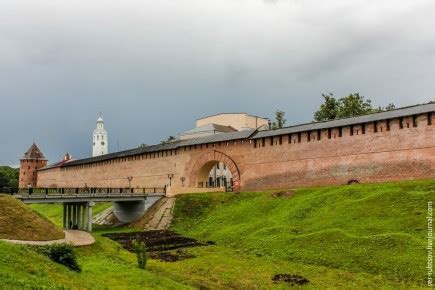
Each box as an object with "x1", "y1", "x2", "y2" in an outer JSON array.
[
  {"x1": 132, "y1": 239, "x2": 147, "y2": 269},
  {"x1": 39, "y1": 244, "x2": 81, "y2": 272}
]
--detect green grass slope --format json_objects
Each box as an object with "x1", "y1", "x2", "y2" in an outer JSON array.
[
  {"x1": 0, "y1": 238, "x2": 192, "y2": 289},
  {"x1": 171, "y1": 180, "x2": 434, "y2": 285},
  {"x1": 0, "y1": 195, "x2": 64, "y2": 241}
]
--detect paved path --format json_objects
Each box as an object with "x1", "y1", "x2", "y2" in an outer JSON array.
[
  {"x1": 94, "y1": 207, "x2": 118, "y2": 225},
  {"x1": 1, "y1": 230, "x2": 95, "y2": 246},
  {"x1": 64, "y1": 230, "x2": 95, "y2": 246},
  {"x1": 145, "y1": 197, "x2": 176, "y2": 230}
]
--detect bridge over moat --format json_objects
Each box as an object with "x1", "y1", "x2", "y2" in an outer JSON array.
[{"x1": 13, "y1": 187, "x2": 165, "y2": 231}]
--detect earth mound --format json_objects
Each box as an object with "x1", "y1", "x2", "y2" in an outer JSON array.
[{"x1": 0, "y1": 195, "x2": 64, "y2": 241}]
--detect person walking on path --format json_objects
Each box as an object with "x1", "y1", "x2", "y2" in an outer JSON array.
[{"x1": 27, "y1": 183, "x2": 33, "y2": 195}]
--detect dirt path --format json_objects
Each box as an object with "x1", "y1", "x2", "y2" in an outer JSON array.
[
  {"x1": 1, "y1": 230, "x2": 95, "y2": 246},
  {"x1": 145, "y1": 197, "x2": 176, "y2": 230}
]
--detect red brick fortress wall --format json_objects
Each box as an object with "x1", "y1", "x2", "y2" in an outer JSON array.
[
  {"x1": 242, "y1": 114, "x2": 434, "y2": 190},
  {"x1": 36, "y1": 110, "x2": 435, "y2": 191}
]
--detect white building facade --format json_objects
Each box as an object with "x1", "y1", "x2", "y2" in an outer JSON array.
[
  {"x1": 179, "y1": 113, "x2": 269, "y2": 190},
  {"x1": 92, "y1": 116, "x2": 108, "y2": 157}
]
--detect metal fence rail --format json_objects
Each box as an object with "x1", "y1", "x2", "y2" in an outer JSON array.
[{"x1": 18, "y1": 187, "x2": 166, "y2": 195}]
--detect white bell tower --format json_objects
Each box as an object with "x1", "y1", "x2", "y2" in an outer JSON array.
[{"x1": 92, "y1": 114, "x2": 108, "y2": 157}]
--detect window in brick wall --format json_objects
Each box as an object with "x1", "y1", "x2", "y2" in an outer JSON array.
[
  {"x1": 297, "y1": 132, "x2": 301, "y2": 143},
  {"x1": 270, "y1": 137, "x2": 274, "y2": 146},
  {"x1": 428, "y1": 113, "x2": 432, "y2": 125},
  {"x1": 374, "y1": 121, "x2": 378, "y2": 133},
  {"x1": 386, "y1": 120, "x2": 390, "y2": 131},
  {"x1": 399, "y1": 117, "x2": 404, "y2": 129},
  {"x1": 254, "y1": 139, "x2": 257, "y2": 148},
  {"x1": 317, "y1": 130, "x2": 321, "y2": 141},
  {"x1": 288, "y1": 134, "x2": 292, "y2": 144},
  {"x1": 412, "y1": 115, "x2": 417, "y2": 127},
  {"x1": 350, "y1": 125, "x2": 354, "y2": 136},
  {"x1": 307, "y1": 131, "x2": 311, "y2": 142},
  {"x1": 362, "y1": 124, "x2": 366, "y2": 134},
  {"x1": 279, "y1": 135, "x2": 283, "y2": 145},
  {"x1": 338, "y1": 127, "x2": 342, "y2": 137},
  {"x1": 262, "y1": 138, "x2": 265, "y2": 147},
  {"x1": 328, "y1": 128, "x2": 332, "y2": 139}
]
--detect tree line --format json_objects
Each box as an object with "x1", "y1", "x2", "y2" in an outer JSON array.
[
  {"x1": 0, "y1": 166, "x2": 19, "y2": 192},
  {"x1": 271, "y1": 92, "x2": 396, "y2": 129}
]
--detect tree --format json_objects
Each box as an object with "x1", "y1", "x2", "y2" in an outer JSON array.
[
  {"x1": 313, "y1": 93, "x2": 340, "y2": 122},
  {"x1": 160, "y1": 136, "x2": 176, "y2": 145},
  {"x1": 0, "y1": 171, "x2": 9, "y2": 188},
  {"x1": 0, "y1": 166, "x2": 19, "y2": 190},
  {"x1": 384, "y1": 103, "x2": 396, "y2": 111},
  {"x1": 271, "y1": 110, "x2": 287, "y2": 129},
  {"x1": 336, "y1": 93, "x2": 374, "y2": 119},
  {"x1": 314, "y1": 92, "x2": 395, "y2": 121},
  {"x1": 138, "y1": 143, "x2": 148, "y2": 149},
  {"x1": 132, "y1": 239, "x2": 148, "y2": 269}
]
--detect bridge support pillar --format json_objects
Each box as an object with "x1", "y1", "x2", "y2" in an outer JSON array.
[
  {"x1": 77, "y1": 206, "x2": 81, "y2": 230},
  {"x1": 62, "y1": 202, "x2": 94, "y2": 232},
  {"x1": 63, "y1": 203, "x2": 67, "y2": 228},
  {"x1": 81, "y1": 205, "x2": 86, "y2": 230},
  {"x1": 87, "y1": 201, "x2": 94, "y2": 232}
]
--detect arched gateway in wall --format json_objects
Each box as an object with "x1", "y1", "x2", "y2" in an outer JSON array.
[{"x1": 189, "y1": 151, "x2": 241, "y2": 191}]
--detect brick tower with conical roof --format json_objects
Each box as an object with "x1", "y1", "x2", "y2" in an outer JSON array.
[{"x1": 19, "y1": 143, "x2": 48, "y2": 188}]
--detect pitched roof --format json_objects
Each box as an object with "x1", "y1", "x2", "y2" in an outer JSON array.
[
  {"x1": 180, "y1": 123, "x2": 237, "y2": 135},
  {"x1": 21, "y1": 143, "x2": 46, "y2": 160},
  {"x1": 39, "y1": 102, "x2": 434, "y2": 170},
  {"x1": 196, "y1": 112, "x2": 269, "y2": 121},
  {"x1": 253, "y1": 103, "x2": 435, "y2": 139}
]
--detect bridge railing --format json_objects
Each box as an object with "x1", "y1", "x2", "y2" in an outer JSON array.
[{"x1": 17, "y1": 187, "x2": 166, "y2": 196}]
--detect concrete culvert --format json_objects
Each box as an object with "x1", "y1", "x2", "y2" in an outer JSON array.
[{"x1": 112, "y1": 200, "x2": 146, "y2": 223}]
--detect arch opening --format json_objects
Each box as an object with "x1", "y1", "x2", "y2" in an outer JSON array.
[
  {"x1": 196, "y1": 160, "x2": 233, "y2": 190},
  {"x1": 189, "y1": 151, "x2": 241, "y2": 191}
]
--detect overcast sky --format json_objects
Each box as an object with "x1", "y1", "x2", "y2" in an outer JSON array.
[{"x1": 1, "y1": 0, "x2": 434, "y2": 166}]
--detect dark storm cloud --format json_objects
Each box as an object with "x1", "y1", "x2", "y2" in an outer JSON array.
[{"x1": 0, "y1": 0, "x2": 434, "y2": 166}]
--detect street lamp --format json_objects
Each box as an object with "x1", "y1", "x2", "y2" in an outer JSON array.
[
  {"x1": 127, "y1": 176, "x2": 133, "y2": 189},
  {"x1": 167, "y1": 174, "x2": 174, "y2": 186}
]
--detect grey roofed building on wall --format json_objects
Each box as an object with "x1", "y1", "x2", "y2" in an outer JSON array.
[{"x1": 179, "y1": 123, "x2": 237, "y2": 140}]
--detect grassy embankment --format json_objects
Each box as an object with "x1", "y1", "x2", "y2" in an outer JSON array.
[
  {"x1": 1, "y1": 202, "x2": 189, "y2": 288},
  {"x1": 152, "y1": 179, "x2": 433, "y2": 288},
  {"x1": 1, "y1": 180, "x2": 433, "y2": 288},
  {"x1": 0, "y1": 195, "x2": 64, "y2": 241}
]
